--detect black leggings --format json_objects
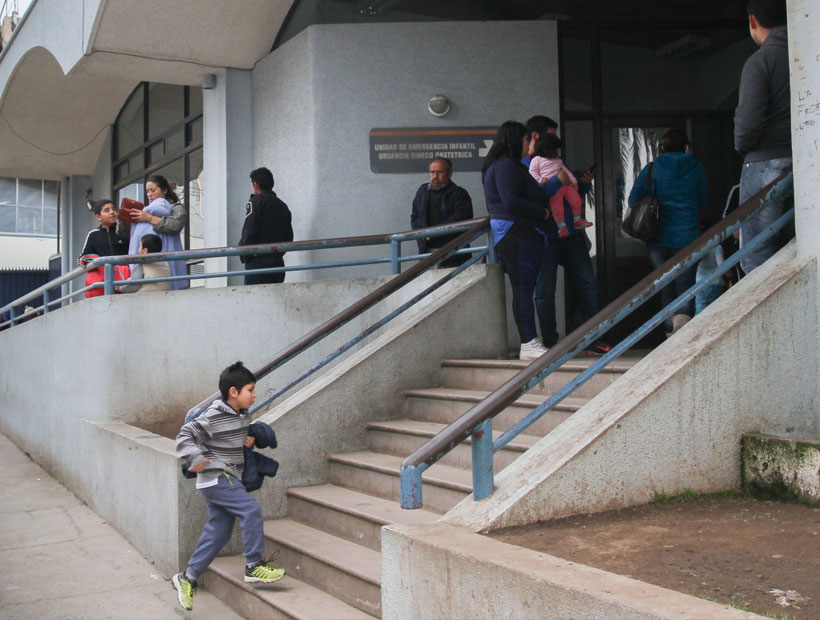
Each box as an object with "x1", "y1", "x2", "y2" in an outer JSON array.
[{"x1": 495, "y1": 224, "x2": 544, "y2": 343}]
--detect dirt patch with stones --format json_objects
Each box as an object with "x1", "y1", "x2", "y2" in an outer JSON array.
[{"x1": 487, "y1": 497, "x2": 820, "y2": 618}]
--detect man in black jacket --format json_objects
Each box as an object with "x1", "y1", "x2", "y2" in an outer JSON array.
[
  {"x1": 734, "y1": 0, "x2": 792, "y2": 274},
  {"x1": 239, "y1": 167, "x2": 294, "y2": 285},
  {"x1": 410, "y1": 157, "x2": 473, "y2": 268}
]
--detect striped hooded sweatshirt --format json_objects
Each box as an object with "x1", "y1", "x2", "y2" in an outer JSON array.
[{"x1": 176, "y1": 399, "x2": 251, "y2": 489}]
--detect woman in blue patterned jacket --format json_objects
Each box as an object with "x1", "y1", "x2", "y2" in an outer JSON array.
[{"x1": 629, "y1": 128, "x2": 707, "y2": 335}]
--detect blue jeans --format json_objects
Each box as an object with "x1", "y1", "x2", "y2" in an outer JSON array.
[
  {"x1": 646, "y1": 243, "x2": 695, "y2": 332},
  {"x1": 535, "y1": 234, "x2": 598, "y2": 347},
  {"x1": 695, "y1": 247, "x2": 724, "y2": 314},
  {"x1": 186, "y1": 473, "x2": 265, "y2": 579},
  {"x1": 739, "y1": 157, "x2": 793, "y2": 275}
]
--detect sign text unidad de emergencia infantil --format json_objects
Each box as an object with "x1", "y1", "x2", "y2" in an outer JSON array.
[{"x1": 369, "y1": 127, "x2": 497, "y2": 173}]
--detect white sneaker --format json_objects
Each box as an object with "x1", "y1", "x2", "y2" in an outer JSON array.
[
  {"x1": 671, "y1": 314, "x2": 691, "y2": 333},
  {"x1": 666, "y1": 314, "x2": 692, "y2": 339},
  {"x1": 519, "y1": 338, "x2": 548, "y2": 361}
]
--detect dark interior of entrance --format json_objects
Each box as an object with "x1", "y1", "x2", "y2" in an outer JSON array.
[{"x1": 557, "y1": 15, "x2": 753, "y2": 345}]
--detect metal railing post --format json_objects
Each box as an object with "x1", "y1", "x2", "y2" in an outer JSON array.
[
  {"x1": 390, "y1": 237, "x2": 402, "y2": 274},
  {"x1": 400, "y1": 464, "x2": 424, "y2": 509},
  {"x1": 103, "y1": 264, "x2": 115, "y2": 296},
  {"x1": 471, "y1": 418, "x2": 494, "y2": 501},
  {"x1": 9, "y1": 306, "x2": 16, "y2": 326},
  {"x1": 486, "y1": 228, "x2": 496, "y2": 264},
  {"x1": 43, "y1": 289, "x2": 50, "y2": 313}
]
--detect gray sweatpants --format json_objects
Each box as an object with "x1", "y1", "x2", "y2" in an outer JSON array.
[{"x1": 186, "y1": 472, "x2": 264, "y2": 580}]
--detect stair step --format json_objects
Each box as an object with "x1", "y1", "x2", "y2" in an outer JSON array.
[
  {"x1": 203, "y1": 353, "x2": 644, "y2": 620},
  {"x1": 404, "y1": 387, "x2": 580, "y2": 434},
  {"x1": 440, "y1": 356, "x2": 636, "y2": 398},
  {"x1": 287, "y1": 484, "x2": 439, "y2": 551},
  {"x1": 327, "y1": 451, "x2": 471, "y2": 514},
  {"x1": 442, "y1": 356, "x2": 639, "y2": 371},
  {"x1": 205, "y1": 555, "x2": 375, "y2": 619},
  {"x1": 263, "y1": 518, "x2": 382, "y2": 617},
  {"x1": 367, "y1": 418, "x2": 538, "y2": 470}
]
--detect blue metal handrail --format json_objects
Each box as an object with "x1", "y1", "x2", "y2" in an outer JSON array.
[
  {"x1": 400, "y1": 172, "x2": 794, "y2": 509},
  {"x1": 0, "y1": 219, "x2": 489, "y2": 328}
]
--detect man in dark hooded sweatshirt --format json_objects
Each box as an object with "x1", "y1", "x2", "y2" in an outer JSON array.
[{"x1": 734, "y1": 0, "x2": 791, "y2": 274}]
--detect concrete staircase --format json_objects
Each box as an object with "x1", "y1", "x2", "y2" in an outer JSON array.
[{"x1": 202, "y1": 355, "x2": 637, "y2": 619}]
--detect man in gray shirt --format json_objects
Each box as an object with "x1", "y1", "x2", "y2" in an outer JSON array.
[{"x1": 734, "y1": 0, "x2": 791, "y2": 274}]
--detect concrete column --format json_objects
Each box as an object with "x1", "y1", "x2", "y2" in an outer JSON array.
[
  {"x1": 789, "y1": 1, "x2": 820, "y2": 260},
  {"x1": 788, "y1": 0, "x2": 820, "y2": 430},
  {"x1": 61, "y1": 175, "x2": 92, "y2": 297},
  {"x1": 59, "y1": 176, "x2": 73, "y2": 284},
  {"x1": 202, "y1": 68, "x2": 253, "y2": 287}
]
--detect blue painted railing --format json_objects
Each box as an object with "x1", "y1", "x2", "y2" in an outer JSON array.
[
  {"x1": 399, "y1": 172, "x2": 794, "y2": 509},
  {"x1": 0, "y1": 219, "x2": 492, "y2": 329}
]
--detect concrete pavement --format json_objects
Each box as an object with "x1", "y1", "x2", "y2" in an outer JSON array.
[{"x1": 0, "y1": 432, "x2": 243, "y2": 620}]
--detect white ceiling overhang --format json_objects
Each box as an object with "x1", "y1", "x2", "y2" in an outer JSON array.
[{"x1": 0, "y1": 0, "x2": 293, "y2": 179}]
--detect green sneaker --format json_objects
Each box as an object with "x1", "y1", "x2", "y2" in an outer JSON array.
[
  {"x1": 244, "y1": 561, "x2": 286, "y2": 583},
  {"x1": 172, "y1": 572, "x2": 196, "y2": 610}
]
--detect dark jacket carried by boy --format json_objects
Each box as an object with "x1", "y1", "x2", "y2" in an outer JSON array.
[{"x1": 243, "y1": 422, "x2": 279, "y2": 492}]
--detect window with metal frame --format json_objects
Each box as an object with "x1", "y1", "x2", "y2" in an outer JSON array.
[{"x1": 111, "y1": 82, "x2": 204, "y2": 252}]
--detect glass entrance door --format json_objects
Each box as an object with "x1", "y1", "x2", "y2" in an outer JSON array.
[{"x1": 599, "y1": 117, "x2": 684, "y2": 345}]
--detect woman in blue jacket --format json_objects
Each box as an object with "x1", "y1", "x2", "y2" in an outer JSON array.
[
  {"x1": 628, "y1": 128, "x2": 707, "y2": 334},
  {"x1": 482, "y1": 121, "x2": 551, "y2": 360}
]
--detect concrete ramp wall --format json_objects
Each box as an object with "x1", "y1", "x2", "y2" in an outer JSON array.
[
  {"x1": 382, "y1": 522, "x2": 760, "y2": 620},
  {"x1": 443, "y1": 242, "x2": 819, "y2": 531},
  {"x1": 0, "y1": 265, "x2": 506, "y2": 574}
]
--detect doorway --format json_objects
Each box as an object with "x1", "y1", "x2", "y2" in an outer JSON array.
[{"x1": 558, "y1": 22, "x2": 749, "y2": 345}]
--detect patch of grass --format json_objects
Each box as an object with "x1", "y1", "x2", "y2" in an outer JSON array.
[
  {"x1": 677, "y1": 488, "x2": 699, "y2": 501},
  {"x1": 653, "y1": 486, "x2": 818, "y2": 509},
  {"x1": 704, "y1": 489, "x2": 744, "y2": 500},
  {"x1": 653, "y1": 488, "x2": 749, "y2": 505}
]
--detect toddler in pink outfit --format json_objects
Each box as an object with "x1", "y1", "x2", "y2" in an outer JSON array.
[{"x1": 529, "y1": 134, "x2": 592, "y2": 237}]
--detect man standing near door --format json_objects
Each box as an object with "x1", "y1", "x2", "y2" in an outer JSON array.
[
  {"x1": 734, "y1": 0, "x2": 791, "y2": 274},
  {"x1": 524, "y1": 115, "x2": 607, "y2": 354}
]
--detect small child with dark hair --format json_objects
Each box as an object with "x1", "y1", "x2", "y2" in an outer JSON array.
[
  {"x1": 173, "y1": 361, "x2": 285, "y2": 611},
  {"x1": 77, "y1": 199, "x2": 128, "y2": 267},
  {"x1": 529, "y1": 134, "x2": 592, "y2": 237},
  {"x1": 118, "y1": 233, "x2": 172, "y2": 293}
]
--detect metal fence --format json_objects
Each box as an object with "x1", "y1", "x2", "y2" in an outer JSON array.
[{"x1": 0, "y1": 219, "x2": 493, "y2": 329}]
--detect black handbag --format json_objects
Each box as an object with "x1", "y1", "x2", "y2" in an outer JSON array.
[{"x1": 622, "y1": 162, "x2": 659, "y2": 241}]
